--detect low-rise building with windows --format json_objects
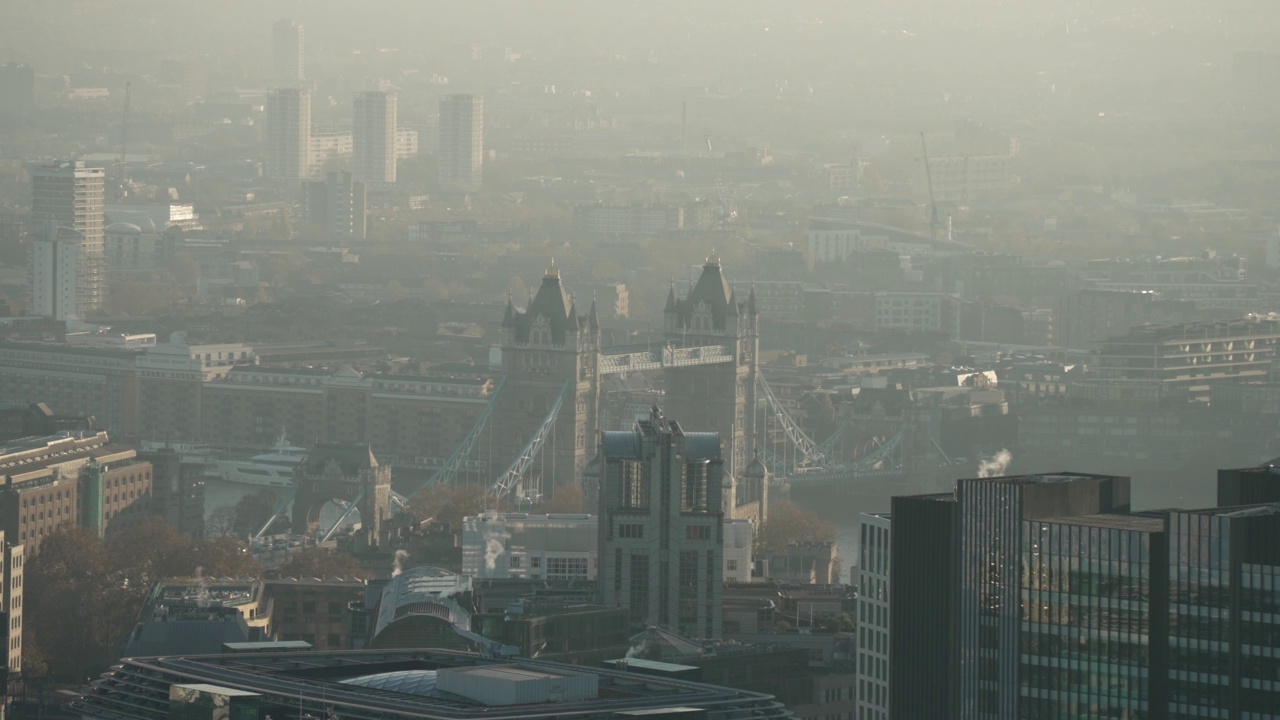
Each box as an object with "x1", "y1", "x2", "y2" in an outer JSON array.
[{"x1": 0, "y1": 431, "x2": 152, "y2": 551}]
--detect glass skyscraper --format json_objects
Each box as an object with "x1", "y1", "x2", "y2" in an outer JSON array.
[
  {"x1": 955, "y1": 472, "x2": 1130, "y2": 720},
  {"x1": 1020, "y1": 514, "x2": 1167, "y2": 719},
  {"x1": 890, "y1": 469, "x2": 1278, "y2": 719},
  {"x1": 1167, "y1": 505, "x2": 1280, "y2": 719}
]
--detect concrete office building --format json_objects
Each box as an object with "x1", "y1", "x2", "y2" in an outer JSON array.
[
  {"x1": 0, "y1": 431, "x2": 153, "y2": 553},
  {"x1": 855, "y1": 512, "x2": 891, "y2": 720},
  {"x1": 121, "y1": 577, "x2": 272, "y2": 657},
  {"x1": 0, "y1": 343, "x2": 138, "y2": 436},
  {"x1": 264, "y1": 576, "x2": 367, "y2": 651},
  {"x1": 437, "y1": 94, "x2": 483, "y2": 192},
  {"x1": 461, "y1": 512, "x2": 752, "y2": 587},
  {"x1": 353, "y1": 91, "x2": 397, "y2": 185},
  {"x1": 271, "y1": 19, "x2": 304, "y2": 87},
  {"x1": 461, "y1": 512, "x2": 596, "y2": 581},
  {"x1": 1092, "y1": 318, "x2": 1280, "y2": 403},
  {"x1": 264, "y1": 88, "x2": 311, "y2": 181},
  {"x1": 31, "y1": 162, "x2": 105, "y2": 313},
  {"x1": 30, "y1": 223, "x2": 84, "y2": 321},
  {"x1": 572, "y1": 205, "x2": 683, "y2": 235},
  {"x1": 599, "y1": 407, "x2": 725, "y2": 638}
]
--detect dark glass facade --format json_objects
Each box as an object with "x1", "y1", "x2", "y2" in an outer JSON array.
[
  {"x1": 888, "y1": 493, "x2": 957, "y2": 720},
  {"x1": 1019, "y1": 515, "x2": 1167, "y2": 720},
  {"x1": 1217, "y1": 466, "x2": 1280, "y2": 507},
  {"x1": 889, "y1": 470, "x2": 1278, "y2": 719},
  {"x1": 955, "y1": 473, "x2": 1130, "y2": 720},
  {"x1": 1167, "y1": 506, "x2": 1280, "y2": 719}
]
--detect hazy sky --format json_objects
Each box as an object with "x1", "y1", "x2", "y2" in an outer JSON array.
[{"x1": 3, "y1": 0, "x2": 1278, "y2": 74}]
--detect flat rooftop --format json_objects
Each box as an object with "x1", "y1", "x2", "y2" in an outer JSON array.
[
  {"x1": 79, "y1": 650, "x2": 791, "y2": 720},
  {"x1": 962, "y1": 472, "x2": 1126, "y2": 486},
  {"x1": 1176, "y1": 503, "x2": 1280, "y2": 519},
  {"x1": 1036, "y1": 514, "x2": 1165, "y2": 533}
]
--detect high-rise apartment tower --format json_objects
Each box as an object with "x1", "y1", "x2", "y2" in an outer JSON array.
[
  {"x1": 353, "y1": 91, "x2": 397, "y2": 185},
  {"x1": 271, "y1": 19, "x2": 304, "y2": 87},
  {"x1": 437, "y1": 94, "x2": 483, "y2": 192},
  {"x1": 265, "y1": 88, "x2": 311, "y2": 181},
  {"x1": 31, "y1": 162, "x2": 104, "y2": 314}
]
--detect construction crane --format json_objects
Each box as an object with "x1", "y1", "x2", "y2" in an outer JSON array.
[
  {"x1": 704, "y1": 134, "x2": 736, "y2": 231},
  {"x1": 119, "y1": 81, "x2": 132, "y2": 164},
  {"x1": 920, "y1": 131, "x2": 939, "y2": 242}
]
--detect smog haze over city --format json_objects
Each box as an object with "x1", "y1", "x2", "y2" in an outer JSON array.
[{"x1": 1, "y1": 2, "x2": 1280, "y2": 719}]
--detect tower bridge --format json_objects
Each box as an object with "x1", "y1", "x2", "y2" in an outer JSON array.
[{"x1": 270, "y1": 257, "x2": 917, "y2": 543}]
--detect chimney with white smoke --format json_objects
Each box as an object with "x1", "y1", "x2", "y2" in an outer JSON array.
[
  {"x1": 391, "y1": 549, "x2": 409, "y2": 578},
  {"x1": 193, "y1": 567, "x2": 210, "y2": 609}
]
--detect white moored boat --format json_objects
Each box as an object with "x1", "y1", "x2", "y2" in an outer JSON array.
[{"x1": 205, "y1": 431, "x2": 307, "y2": 489}]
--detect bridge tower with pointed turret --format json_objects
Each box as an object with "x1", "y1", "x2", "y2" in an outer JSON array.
[
  {"x1": 493, "y1": 262, "x2": 601, "y2": 499},
  {"x1": 661, "y1": 255, "x2": 760, "y2": 481}
]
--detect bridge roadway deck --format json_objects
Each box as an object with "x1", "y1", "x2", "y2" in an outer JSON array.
[{"x1": 777, "y1": 467, "x2": 907, "y2": 488}]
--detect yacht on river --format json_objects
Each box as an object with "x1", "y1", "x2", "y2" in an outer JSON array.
[{"x1": 205, "y1": 432, "x2": 308, "y2": 489}]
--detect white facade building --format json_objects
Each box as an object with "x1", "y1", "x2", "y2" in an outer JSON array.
[
  {"x1": 395, "y1": 128, "x2": 419, "y2": 160},
  {"x1": 856, "y1": 512, "x2": 891, "y2": 720},
  {"x1": 461, "y1": 511, "x2": 753, "y2": 587},
  {"x1": 30, "y1": 223, "x2": 83, "y2": 321},
  {"x1": 32, "y1": 161, "x2": 105, "y2": 313},
  {"x1": 309, "y1": 131, "x2": 352, "y2": 170},
  {"x1": 724, "y1": 518, "x2": 753, "y2": 583},
  {"x1": 807, "y1": 226, "x2": 865, "y2": 264},
  {"x1": 461, "y1": 512, "x2": 597, "y2": 581}
]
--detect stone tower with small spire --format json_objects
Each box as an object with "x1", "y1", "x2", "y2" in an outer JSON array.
[
  {"x1": 661, "y1": 254, "x2": 760, "y2": 479},
  {"x1": 495, "y1": 262, "x2": 601, "y2": 498}
]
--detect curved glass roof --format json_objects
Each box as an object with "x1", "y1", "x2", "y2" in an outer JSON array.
[{"x1": 340, "y1": 669, "x2": 440, "y2": 697}]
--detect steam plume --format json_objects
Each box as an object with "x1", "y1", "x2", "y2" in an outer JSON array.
[
  {"x1": 624, "y1": 639, "x2": 651, "y2": 659},
  {"x1": 193, "y1": 566, "x2": 211, "y2": 609},
  {"x1": 484, "y1": 528, "x2": 509, "y2": 571},
  {"x1": 977, "y1": 449, "x2": 1013, "y2": 479},
  {"x1": 391, "y1": 549, "x2": 408, "y2": 578}
]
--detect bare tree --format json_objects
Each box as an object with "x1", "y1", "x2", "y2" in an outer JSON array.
[{"x1": 206, "y1": 505, "x2": 238, "y2": 537}]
